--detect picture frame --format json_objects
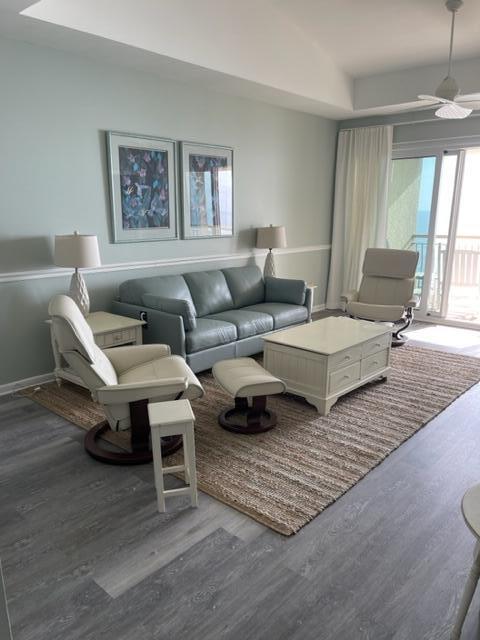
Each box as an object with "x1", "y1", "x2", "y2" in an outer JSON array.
[
  {"x1": 180, "y1": 142, "x2": 233, "y2": 239},
  {"x1": 106, "y1": 131, "x2": 178, "y2": 243}
]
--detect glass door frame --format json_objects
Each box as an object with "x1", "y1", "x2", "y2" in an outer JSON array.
[
  {"x1": 391, "y1": 146, "x2": 442, "y2": 317},
  {"x1": 433, "y1": 149, "x2": 465, "y2": 319}
]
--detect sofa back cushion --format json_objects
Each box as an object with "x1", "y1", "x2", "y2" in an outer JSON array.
[
  {"x1": 265, "y1": 276, "x2": 306, "y2": 305},
  {"x1": 119, "y1": 274, "x2": 196, "y2": 311},
  {"x1": 183, "y1": 270, "x2": 234, "y2": 317},
  {"x1": 222, "y1": 266, "x2": 265, "y2": 308}
]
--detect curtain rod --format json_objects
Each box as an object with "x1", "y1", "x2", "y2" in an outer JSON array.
[{"x1": 339, "y1": 111, "x2": 480, "y2": 131}]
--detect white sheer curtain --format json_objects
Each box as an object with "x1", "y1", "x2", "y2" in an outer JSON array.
[{"x1": 326, "y1": 125, "x2": 393, "y2": 309}]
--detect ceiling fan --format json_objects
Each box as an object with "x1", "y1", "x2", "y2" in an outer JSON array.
[{"x1": 417, "y1": 0, "x2": 480, "y2": 119}]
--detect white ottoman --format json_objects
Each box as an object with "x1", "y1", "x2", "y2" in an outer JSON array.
[{"x1": 212, "y1": 358, "x2": 286, "y2": 434}]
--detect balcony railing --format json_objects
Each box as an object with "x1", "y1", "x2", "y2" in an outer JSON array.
[{"x1": 403, "y1": 234, "x2": 480, "y2": 318}]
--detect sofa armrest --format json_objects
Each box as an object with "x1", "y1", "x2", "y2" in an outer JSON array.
[
  {"x1": 141, "y1": 294, "x2": 196, "y2": 331},
  {"x1": 111, "y1": 300, "x2": 187, "y2": 358},
  {"x1": 265, "y1": 276, "x2": 307, "y2": 306},
  {"x1": 95, "y1": 377, "x2": 188, "y2": 405},
  {"x1": 104, "y1": 344, "x2": 171, "y2": 375}
]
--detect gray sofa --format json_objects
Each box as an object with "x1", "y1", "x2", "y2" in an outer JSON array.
[{"x1": 111, "y1": 265, "x2": 312, "y2": 373}]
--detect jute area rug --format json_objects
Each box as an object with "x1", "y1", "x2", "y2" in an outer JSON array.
[{"x1": 20, "y1": 345, "x2": 480, "y2": 535}]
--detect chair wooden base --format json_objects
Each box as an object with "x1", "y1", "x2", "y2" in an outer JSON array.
[
  {"x1": 218, "y1": 396, "x2": 277, "y2": 434},
  {"x1": 84, "y1": 398, "x2": 183, "y2": 465},
  {"x1": 391, "y1": 335, "x2": 407, "y2": 347}
]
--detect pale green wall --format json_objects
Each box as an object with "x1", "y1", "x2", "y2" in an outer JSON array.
[{"x1": 0, "y1": 37, "x2": 336, "y2": 385}]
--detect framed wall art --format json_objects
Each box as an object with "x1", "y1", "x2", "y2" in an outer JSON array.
[
  {"x1": 180, "y1": 142, "x2": 233, "y2": 239},
  {"x1": 107, "y1": 131, "x2": 177, "y2": 243}
]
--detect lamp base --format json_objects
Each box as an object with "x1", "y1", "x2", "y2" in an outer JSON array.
[
  {"x1": 69, "y1": 269, "x2": 90, "y2": 316},
  {"x1": 263, "y1": 250, "x2": 276, "y2": 278}
]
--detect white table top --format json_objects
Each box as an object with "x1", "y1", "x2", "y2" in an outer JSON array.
[
  {"x1": 148, "y1": 399, "x2": 195, "y2": 426},
  {"x1": 462, "y1": 484, "x2": 480, "y2": 539},
  {"x1": 86, "y1": 311, "x2": 146, "y2": 334},
  {"x1": 263, "y1": 316, "x2": 392, "y2": 355}
]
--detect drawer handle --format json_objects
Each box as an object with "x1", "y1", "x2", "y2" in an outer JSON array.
[
  {"x1": 371, "y1": 361, "x2": 379, "y2": 366},
  {"x1": 342, "y1": 355, "x2": 351, "y2": 361},
  {"x1": 341, "y1": 375, "x2": 350, "y2": 381}
]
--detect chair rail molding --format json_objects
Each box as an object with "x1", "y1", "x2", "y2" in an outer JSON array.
[{"x1": 0, "y1": 244, "x2": 331, "y2": 284}]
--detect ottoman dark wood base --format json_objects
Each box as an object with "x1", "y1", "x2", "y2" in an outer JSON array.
[
  {"x1": 218, "y1": 396, "x2": 277, "y2": 434},
  {"x1": 213, "y1": 357, "x2": 286, "y2": 436}
]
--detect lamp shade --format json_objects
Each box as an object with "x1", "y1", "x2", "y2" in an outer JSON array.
[
  {"x1": 54, "y1": 232, "x2": 101, "y2": 269},
  {"x1": 256, "y1": 225, "x2": 287, "y2": 250}
]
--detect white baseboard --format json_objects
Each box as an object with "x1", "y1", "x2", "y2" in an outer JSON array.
[
  {"x1": 313, "y1": 304, "x2": 326, "y2": 313},
  {"x1": 0, "y1": 372, "x2": 54, "y2": 397}
]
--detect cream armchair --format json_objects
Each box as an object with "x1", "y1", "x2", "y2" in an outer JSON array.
[
  {"x1": 341, "y1": 248, "x2": 419, "y2": 346},
  {"x1": 48, "y1": 294, "x2": 204, "y2": 464}
]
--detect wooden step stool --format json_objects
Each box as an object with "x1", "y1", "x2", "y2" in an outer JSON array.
[{"x1": 148, "y1": 399, "x2": 198, "y2": 512}]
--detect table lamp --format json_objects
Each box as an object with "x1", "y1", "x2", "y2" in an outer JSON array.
[
  {"x1": 256, "y1": 225, "x2": 287, "y2": 277},
  {"x1": 54, "y1": 231, "x2": 101, "y2": 316}
]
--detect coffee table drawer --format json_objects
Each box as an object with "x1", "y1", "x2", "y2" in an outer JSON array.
[
  {"x1": 329, "y1": 346, "x2": 362, "y2": 373},
  {"x1": 329, "y1": 362, "x2": 361, "y2": 395},
  {"x1": 361, "y1": 349, "x2": 389, "y2": 378},
  {"x1": 361, "y1": 333, "x2": 390, "y2": 358}
]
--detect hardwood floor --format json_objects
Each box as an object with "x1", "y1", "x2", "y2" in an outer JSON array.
[{"x1": 2, "y1": 321, "x2": 480, "y2": 639}]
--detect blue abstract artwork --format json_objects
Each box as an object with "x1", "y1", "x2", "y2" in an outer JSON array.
[
  {"x1": 184, "y1": 149, "x2": 233, "y2": 238},
  {"x1": 119, "y1": 146, "x2": 170, "y2": 230}
]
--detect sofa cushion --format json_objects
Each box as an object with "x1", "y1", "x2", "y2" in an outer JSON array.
[
  {"x1": 206, "y1": 309, "x2": 273, "y2": 339},
  {"x1": 222, "y1": 266, "x2": 265, "y2": 308},
  {"x1": 119, "y1": 274, "x2": 196, "y2": 311},
  {"x1": 185, "y1": 318, "x2": 237, "y2": 354},
  {"x1": 244, "y1": 303, "x2": 308, "y2": 329},
  {"x1": 184, "y1": 270, "x2": 234, "y2": 317},
  {"x1": 265, "y1": 276, "x2": 306, "y2": 306},
  {"x1": 141, "y1": 294, "x2": 197, "y2": 331}
]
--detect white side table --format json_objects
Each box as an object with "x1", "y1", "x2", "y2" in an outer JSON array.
[
  {"x1": 451, "y1": 484, "x2": 480, "y2": 639},
  {"x1": 148, "y1": 400, "x2": 198, "y2": 513},
  {"x1": 306, "y1": 284, "x2": 317, "y2": 322},
  {"x1": 47, "y1": 311, "x2": 146, "y2": 387}
]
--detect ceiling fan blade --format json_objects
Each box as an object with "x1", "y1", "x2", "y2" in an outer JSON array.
[
  {"x1": 417, "y1": 94, "x2": 442, "y2": 103},
  {"x1": 456, "y1": 93, "x2": 480, "y2": 103},
  {"x1": 436, "y1": 103, "x2": 472, "y2": 119},
  {"x1": 455, "y1": 100, "x2": 480, "y2": 110}
]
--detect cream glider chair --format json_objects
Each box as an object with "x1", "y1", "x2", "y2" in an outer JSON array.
[
  {"x1": 48, "y1": 294, "x2": 204, "y2": 465},
  {"x1": 341, "y1": 248, "x2": 419, "y2": 346}
]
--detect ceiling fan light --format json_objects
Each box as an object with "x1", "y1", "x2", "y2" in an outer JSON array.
[
  {"x1": 435, "y1": 103, "x2": 471, "y2": 119},
  {"x1": 435, "y1": 75, "x2": 459, "y2": 101}
]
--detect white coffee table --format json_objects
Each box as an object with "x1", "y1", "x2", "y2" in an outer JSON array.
[{"x1": 263, "y1": 316, "x2": 392, "y2": 415}]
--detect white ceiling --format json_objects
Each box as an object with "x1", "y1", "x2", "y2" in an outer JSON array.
[
  {"x1": 1, "y1": 0, "x2": 480, "y2": 120},
  {"x1": 274, "y1": 0, "x2": 480, "y2": 76}
]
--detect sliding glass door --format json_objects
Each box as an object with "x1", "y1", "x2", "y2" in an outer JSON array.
[
  {"x1": 444, "y1": 149, "x2": 480, "y2": 323},
  {"x1": 387, "y1": 144, "x2": 480, "y2": 326},
  {"x1": 386, "y1": 154, "x2": 438, "y2": 314},
  {"x1": 424, "y1": 152, "x2": 459, "y2": 317}
]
